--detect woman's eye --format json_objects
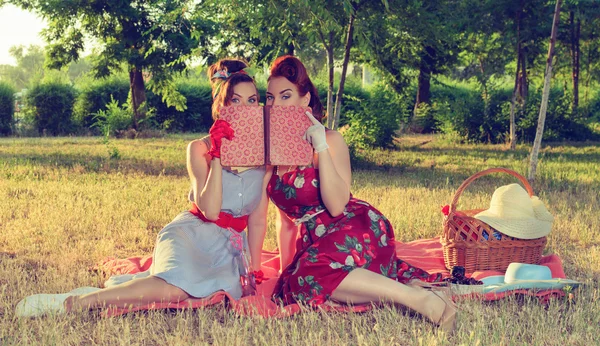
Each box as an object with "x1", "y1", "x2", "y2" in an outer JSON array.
[
  {"x1": 266, "y1": 95, "x2": 274, "y2": 101},
  {"x1": 248, "y1": 98, "x2": 257, "y2": 104},
  {"x1": 282, "y1": 94, "x2": 290, "y2": 100},
  {"x1": 231, "y1": 98, "x2": 239, "y2": 104}
]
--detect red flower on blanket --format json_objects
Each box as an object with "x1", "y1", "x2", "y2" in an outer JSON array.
[
  {"x1": 254, "y1": 270, "x2": 266, "y2": 284},
  {"x1": 441, "y1": 205, "x2": 450, "y2": 216}
]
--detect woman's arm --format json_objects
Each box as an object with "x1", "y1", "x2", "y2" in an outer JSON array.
[
  {"x1": 246, "y1": 168, "x2": 273, "y2": 271},
  {"x1": 186, "y1": 140, "x2": 223, "y2": 220},
  {"x1": 276, "y1": 207, "x2": 299, "y2": 271},
  {"x1": 316, "y1": 131, "x2": 351, "y2": 217}
]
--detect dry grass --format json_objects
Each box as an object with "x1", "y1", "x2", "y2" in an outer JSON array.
[{"x1": 1, "y1": 134, "x2": 599, "y2": 345}]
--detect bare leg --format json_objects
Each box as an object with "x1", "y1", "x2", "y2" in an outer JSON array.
[
  {"x1": 65, "y1": 276, "x2": 190, "y2": 312},
  {"x1": 331, "y1": 268, "x2": 456, "y2": 332}
]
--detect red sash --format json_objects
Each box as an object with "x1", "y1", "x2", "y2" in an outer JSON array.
[{"x1": 189, "y1": 203, "x2": 248, "y2": 232}]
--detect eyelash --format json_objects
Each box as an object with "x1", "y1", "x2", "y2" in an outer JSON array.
[{"x1": 266, "y1": 95, "x2": 290, "y2": 101}]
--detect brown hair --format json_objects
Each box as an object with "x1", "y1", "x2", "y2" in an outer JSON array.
[
  {"x1": 207, "y1": 58, "x2": 256, "y2": 120},
  {"x1": 268, "y1": 55, "x2": 324, "y2": 121}
]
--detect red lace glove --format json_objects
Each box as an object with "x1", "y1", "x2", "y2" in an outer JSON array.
[
  {"x1": 208, "y1": 119, "x2": 235, "y2": 159},
  {"x1": 253, "y1": 270, "x2": 266, "y2": 284}
]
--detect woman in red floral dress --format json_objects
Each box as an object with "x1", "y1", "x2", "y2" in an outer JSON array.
[{"x1": 263, "y1": 56, "x2": 457, "y2": 333}]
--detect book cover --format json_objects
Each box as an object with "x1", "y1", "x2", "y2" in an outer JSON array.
[{"x1": 220, "y1": 105, "x2": 313, "y2": 166}]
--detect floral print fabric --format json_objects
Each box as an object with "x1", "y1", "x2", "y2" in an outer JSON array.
[{"x1": 268, "y1": 167, "x2": 442, "y2": 306}]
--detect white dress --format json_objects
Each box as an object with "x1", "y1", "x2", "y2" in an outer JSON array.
[{"x1": 105, "y1": 166, "x2": 266, "y2": 300}]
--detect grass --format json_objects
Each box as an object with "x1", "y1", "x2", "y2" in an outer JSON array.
[{"x1": 1, "y1": 134, "x2": 599, "y2": 345}]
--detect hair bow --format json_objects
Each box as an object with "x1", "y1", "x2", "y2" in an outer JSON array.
[{"x1": 211, "y1": 67, "x2": 257, "y2": 99}]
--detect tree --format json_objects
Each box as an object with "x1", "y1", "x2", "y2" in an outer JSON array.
[
  {"x1": 302, "y1": 0, "x2": 346, "y2": 129},
  {"x1": 457, "y1": 0, "x2": 549, "y2": 146},
  {"x1": 356, "y1": 0, "x2": 461, "y2": 132},
  {"x1": 198, "y1": 0, "x2": 306, "y2": 65},
  {"x1": 529, "y1": 0, "x2": 563, "y2": 182},
  {"x1": 202, "y1": 0, "x2": 389, "y2": 130},
  {"x1": 555, "y1": 0, "x2": 600, "y2": 116},
  {"x1": 11, "y1": 0, "x2": 214, "y2": 129},
  {"x1": 0, "y1": 45, "x2": 45, "y2": 90}
]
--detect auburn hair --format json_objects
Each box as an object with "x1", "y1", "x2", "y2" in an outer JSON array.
[
  {"x1": 268, "y1": 55, "x2": 324, "y2": 121},
  {"x1": 207, "y1": 58, "x2": 256, "y2": 120}
]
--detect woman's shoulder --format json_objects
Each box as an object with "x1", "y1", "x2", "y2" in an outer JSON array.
[
  {"x1": 325, "y1": 129, "x2": 348, "y2": 148},
  {"x1": 187, "y1": 136, "x2": 210, "y2": 154}
]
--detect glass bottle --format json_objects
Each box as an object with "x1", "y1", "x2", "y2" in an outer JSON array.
[{"x1": 238, "y1": 246, "x2": 257, "y2": 297}]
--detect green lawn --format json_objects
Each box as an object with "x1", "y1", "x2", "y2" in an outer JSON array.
[{"x1": 1, "y1": 134, "x2": 599, "y2": 345}]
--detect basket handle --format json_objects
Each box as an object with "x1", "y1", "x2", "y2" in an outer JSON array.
[{"x1": 450, "y1": 168, "x2": 534, "y2": 213}]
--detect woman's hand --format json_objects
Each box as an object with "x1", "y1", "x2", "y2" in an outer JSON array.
[
  {"x1": 302, "y1": 111, "x2": 329, "y2": 153},
  {"x1": 207, "y1": 119, "x2": 235, "y2": 159}
]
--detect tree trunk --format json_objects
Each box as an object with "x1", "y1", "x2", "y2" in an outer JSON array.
[
  {"x1": 332, "y1": 13, "x2": 355, "y2": 130},
  {"x1": 478, "y1": 57, "x2": 490, "y2": 124},
  {"x1": 509, "y1": 6, "x2": 523, "y2": 150},
  {"x1": 570, "y1": 11, "x2": 580, "y2": 114},
  {"x1": 326, "y1": 31, "x2": 335, "y2": 129},
  {"x1": 519, "y1": 51, "x2": 528, "y2": 103},
  {"x1": 529, "y1": 0, "x2": 562, "y2": 182},
  {"x1": 509, "y1": 49, "x2": 521, "y2": 150},
  {"x1": 584, "y1": 25, "x2": 593, "y2": 107},
  {"x1": 129, "y1": 67, "x2": 147, "y2": 130},
  {"x1": 413, "y1": 56, "x2": 432, "y2": 116}
]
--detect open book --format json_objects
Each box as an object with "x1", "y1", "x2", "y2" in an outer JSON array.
[{"x1": 220, "y1": 105, "x2": 314, "y2": 166}]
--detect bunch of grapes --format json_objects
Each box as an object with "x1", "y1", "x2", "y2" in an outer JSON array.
[{"x1": 443, "y1": 266, "x2": 483, "y2": 285}]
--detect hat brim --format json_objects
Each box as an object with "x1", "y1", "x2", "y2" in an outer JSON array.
[
  {"x1": 474, "y1": 213, "x2": 551, "y2": 239},
  {"x1": 480, "y1": 275, "x2": 581, "y2": 294}
]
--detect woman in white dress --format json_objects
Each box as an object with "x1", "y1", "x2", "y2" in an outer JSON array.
[{"x1": 16, "y1": 58, "x2": 272, "y2": 316}]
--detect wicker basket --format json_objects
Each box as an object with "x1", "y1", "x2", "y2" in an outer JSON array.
[{"x1": 440, "y1": 168, "x2": 547, "y2": 272}]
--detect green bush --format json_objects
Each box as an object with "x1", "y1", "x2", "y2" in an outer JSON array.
[
  {"x1": 92, "y1": 96, "x2": 133, "y2": 136},
  {"x1": 516, "y1": 89, "x2": 597, "y2": 142},
  {"x1": 431, "y1": 83, "x2": 598, "y2": 143},
  {"x1": 342, "y1": 83, "x2": 407, "y2": 149},
  {"x1": 74, "y1": 77, "x2": 130, "y2": 131},
  {"x1": 314, "y1": 81, "x2": 370, "y2": 126},
  {"x1": 150, "y1": 81, "x2": 213, "y2": 132},
  {"x1": 26, "y1": 82, "x2": 77, "y2": 136},
  {"x1": 0, "y1": 82, "x2": 15, "y2": 135}
]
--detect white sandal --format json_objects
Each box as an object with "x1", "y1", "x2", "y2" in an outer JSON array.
[{"x1": 15, "y1": 287, "x2": 101, "y2": 317}]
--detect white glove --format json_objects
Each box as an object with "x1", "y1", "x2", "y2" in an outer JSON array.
[{"x1": 302, "y1": 111, "x2": 329, "y2": 153}]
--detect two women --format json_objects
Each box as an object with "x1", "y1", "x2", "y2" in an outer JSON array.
[{"x1": 17, "y1": 55, "x2": 457, "y2": 333}]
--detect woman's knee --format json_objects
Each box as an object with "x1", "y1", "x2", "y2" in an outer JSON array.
[{"x1": 149, "y1": 276, "x2": 189, "y2": 299}]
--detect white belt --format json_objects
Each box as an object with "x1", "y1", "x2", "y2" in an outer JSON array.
[{"x1": 293, "y1": 209, "x2": 326, "y2": 226}]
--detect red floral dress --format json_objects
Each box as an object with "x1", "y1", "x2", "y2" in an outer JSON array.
[{"x1": 268, "y1": 166, "x2": 442, "y2": 306}]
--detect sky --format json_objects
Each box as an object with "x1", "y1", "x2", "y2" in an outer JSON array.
[{"x1": 0, "y1": 4, "x2": 47, "y2": 66}]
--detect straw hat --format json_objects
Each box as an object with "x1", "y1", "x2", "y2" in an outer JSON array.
[{"x1": 474, "y1": 183, "x2": 554, "y2": 239}]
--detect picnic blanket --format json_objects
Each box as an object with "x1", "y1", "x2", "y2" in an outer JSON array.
[{"x1": 96, "y1": 237, "x2": 568, "y2": 318}]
